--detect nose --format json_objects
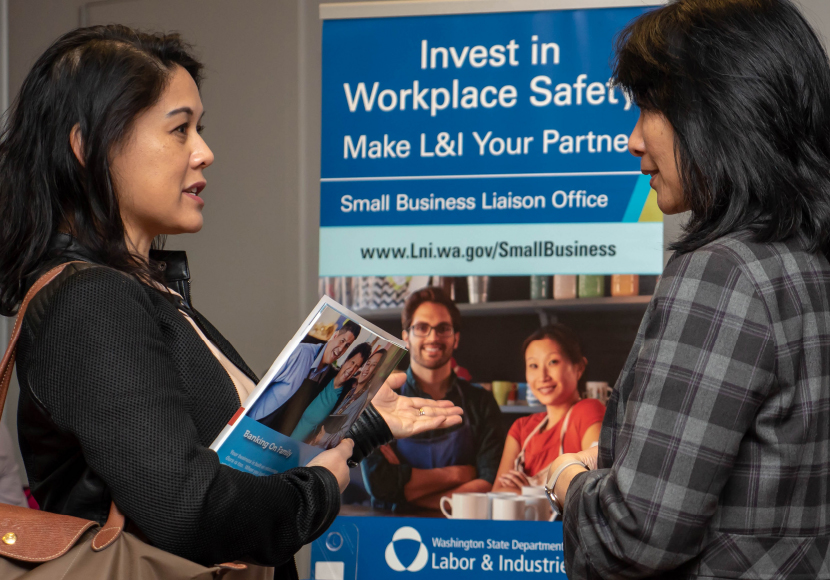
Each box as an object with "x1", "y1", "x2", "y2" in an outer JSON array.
[
  {"x1": 628, "y1": 112, "x2": 646, "y2": 158},
  {"x1": 192, "y1": 132, "x2": 215, "y2": 169}
]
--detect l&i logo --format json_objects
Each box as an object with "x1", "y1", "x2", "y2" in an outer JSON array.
[{"x1": 385, "y1": 526, "x2": 429, "y2": 572}]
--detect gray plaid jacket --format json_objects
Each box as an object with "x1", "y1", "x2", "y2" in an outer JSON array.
[{"x1": 564, "y1": 232, "x2": 830, "y2": 579}]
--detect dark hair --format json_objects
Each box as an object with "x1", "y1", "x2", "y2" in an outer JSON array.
[
  {"x1": 522, "y1": 323, "x2": 585, "y2": 365},
  {"x1": 402, "y1": 286, "x2": 461, "y2": 332},
  {"x1": 0, "y1": 25, "x2": 203, "y2": 315},
  {"x1": 369, "y1": 347, "x2": 388, "y2": 363},
  {"x1": 364, "y1": 347, "x2": 388, "y2": 378},
  {"x1": 614, "y1": 0, "x2": 830, "y2": 256},
  {"x1": 338, "y1": 320, "x2": 362, "y2": 342},
  {"x1": 344, "y1": 342, "x2": 372, "y2": 365}
]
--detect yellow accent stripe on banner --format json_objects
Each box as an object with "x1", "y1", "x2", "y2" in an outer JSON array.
[{"x1": 639, "y1": 189, "x2": 664, "y2": 222}]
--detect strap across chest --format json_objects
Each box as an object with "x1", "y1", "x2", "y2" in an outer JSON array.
[{"x1": 514, "y1": 406, "x2": 574, "y2": 476}]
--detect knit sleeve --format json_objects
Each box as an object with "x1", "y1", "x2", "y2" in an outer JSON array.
[{"x1": 24, "y1": 268, "x2": 340, "y2": 567}]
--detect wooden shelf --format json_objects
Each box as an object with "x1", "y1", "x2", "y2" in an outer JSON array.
[{"x1": 354, "y1": 295, "x2": 651, "y2": 325}]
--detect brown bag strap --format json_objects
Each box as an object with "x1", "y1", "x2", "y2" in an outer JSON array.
[
  {"x1": 0, "y1": 261, "x2": 125, "y2": 552},
  {"x1": 0, "y1": 263, "x2": 242, "y2": 567},
  {"x1": 91, "y1": 501, "x2": 125, "y2": 551},
  {"x1": 0, "y1": 262, "x2": 86, "y2": 418}
]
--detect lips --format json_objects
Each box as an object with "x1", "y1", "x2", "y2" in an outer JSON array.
[
  {"x1": 641, "y1": 169, "x2": 659, "y2": 190},
  {"x1": 422, "y1": 344, "x2": 445, "y2": 355},
  {"x1": 535, "y1": 385, "x2": 556, "y2": 396},
  {"x1": 183, "y1": 181, "x2": 206, "y2": 196},
  {"x1": 182, "y1": 181, "x2": 206, "y2": 206}
]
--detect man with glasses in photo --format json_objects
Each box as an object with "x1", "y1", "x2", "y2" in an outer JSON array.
[{"x1": 363, "y1": 287, "x2": 505, "y2": 512}]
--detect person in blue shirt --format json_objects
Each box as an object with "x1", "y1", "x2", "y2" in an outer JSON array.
[
  {"x1": 291, "y1": 342, "x2": 372, "y2": 442},
  {"x1": 363, "y1": 288, "x2": 505, "y2": 512},
  {"x1": 248, "y1": 319, "x2": 362, "y2": 423},
  {"x1": 308, "y1": 348, "x2": 390, "y2": 449}
]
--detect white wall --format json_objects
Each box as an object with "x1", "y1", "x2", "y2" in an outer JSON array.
[{"x1": 0, "y1": 0, "x2": 16, "y2": 481}]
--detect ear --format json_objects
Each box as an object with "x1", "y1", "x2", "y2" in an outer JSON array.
[
  {"x1": 576, "y1": 356, "x2": 588, "y2": 380},
  {"x1": 453, "y1": 332, "x2": 460, "y2": 350},
  {"x1": 401, "y1": 329, "x2": 410, "y2": 344},
  {"x1": 69, "y1": 124, "x2": 85, "y2": 167}
]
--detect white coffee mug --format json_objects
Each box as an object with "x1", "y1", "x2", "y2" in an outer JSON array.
[
  {"x1": 521, "y1": 485, "x2": 548, "y2": 497},
  {"x1": 440, "y1": 492, "x2": 490, "y2": 520},
  {"x1": 485, "y1": 492, "x2": 516, "y2": 519},
  {"x1": 586, "y1": 381, "x2": 611, "y2": 404},
  {"x1": 491, "y1": 497, "x2": 535, "y2": 521},
  {"x1": 522, "y1": 487, "x2": 553, "y2": 522}
]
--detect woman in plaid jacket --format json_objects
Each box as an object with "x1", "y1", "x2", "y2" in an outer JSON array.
[{"x1": 547, "y1": 1, "x2": 830, "y2": 578}]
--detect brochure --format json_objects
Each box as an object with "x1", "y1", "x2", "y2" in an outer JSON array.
[{"x1": 210, "y1": 296, "x2": 407, "y2": 475}]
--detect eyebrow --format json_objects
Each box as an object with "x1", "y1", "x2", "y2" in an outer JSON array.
[{"x1": 166, "y1": 107, "x2": 206, "y2": 121}]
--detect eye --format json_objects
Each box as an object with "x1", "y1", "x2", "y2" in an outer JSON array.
[
  {"x1": 174, "y1": 123, "x2": 188, "y2": 134},
  {"x1": 196, "y1": 124, "x2": 205, "y2": 134}
]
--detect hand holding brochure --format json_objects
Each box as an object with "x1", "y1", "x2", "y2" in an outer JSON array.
[{"x1": 210, "y1": 296, "x2": 407, "y2": 475}]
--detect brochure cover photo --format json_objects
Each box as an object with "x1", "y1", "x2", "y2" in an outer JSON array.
[{"x1": 211, "y1": 296, "x2": 407, "y2": 476}]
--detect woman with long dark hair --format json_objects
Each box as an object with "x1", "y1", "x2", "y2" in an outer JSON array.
[
  {"x1": 0, "y1": 25, "x2": 460, "y2": 578},
  {"x1": 545, "y1": 1, "x2": 830, "y2": 577}
]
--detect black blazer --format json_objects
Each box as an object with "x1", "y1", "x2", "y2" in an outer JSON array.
[{"x1": 15, "y1": 236, "x2": 388, "y2": 578}]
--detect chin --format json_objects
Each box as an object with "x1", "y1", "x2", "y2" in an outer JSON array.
[
  {"x1": 537, "y1": 396, "x2": 557, "y2": 407},
  {"x1": 416, "y1": 355, "x2": 452, "y2": 370},
  {"x1": 183, "y1": 217, "x2": 204, "y2": 233},
  {"x1": 656, "y1": 192, "x2": 687, "y2": 215}
]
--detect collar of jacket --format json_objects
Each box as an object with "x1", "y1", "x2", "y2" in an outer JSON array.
[
  {"x1": 48, "y1": 233, "x2": 194, "y2": 309},
  {"x1": 404, "y1": 366, "x2": 459, "y2": 399}
]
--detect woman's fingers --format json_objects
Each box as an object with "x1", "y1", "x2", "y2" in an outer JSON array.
[
  {"x1": 306, "y1": 439, "x2": 354, "y2": 493},
  {"x1": 407, "y1": 414, "x2": 462, "y2": 436},
  {"x1": 499, "y1": 472, "x2": 527, "y2": 489},
  {"x1": 498, "y1": 477, "x2": 517, "y2": 490},
  {"x1": 370, "y1": 383, "x2": 463, "y2": 438},
  {"x1": 381, "y1": 372, "x2": 407, "y2": 391},
  {"x1": 333, "y1": 438, "x2": 355, "y2": 459},
  {"x1": 575, "y1": 446, "x2": 599, "y2": 470},
  {"x1": 420, "y1": 399, "x2": 460, "y2": 408},
  {"x1": 405, "y1": 396, "x2": 464, "y2": 416},
  {"x1": 499, "y1": 473, "x2": 519, "y2": 486},
  {"x1": 507, "y1": 470, "x2": 530, "y2": 486}
]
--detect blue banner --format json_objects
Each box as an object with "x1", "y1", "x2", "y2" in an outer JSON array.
[
  {"x1": 321, "y1": 174, "x2": 651, "y2": 227},
  {"x1": 311, "y1": 516, "x2": 567, "y2": 579},
  {"x1": 320, "y1": 6, "x2": 662, "y2": 275}
]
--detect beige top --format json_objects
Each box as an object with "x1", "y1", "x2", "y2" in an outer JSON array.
[
  {"x1": 163, "y1": 290, "x2": 272, "y2": 578},
  {"x1": 164, "y1": 287, "x2": 257, "y2": 404}
]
